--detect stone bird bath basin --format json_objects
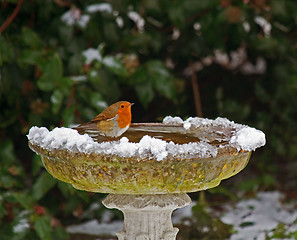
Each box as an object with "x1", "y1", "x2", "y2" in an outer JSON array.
[{"x1": 28, "y1": 116, "x2": 265, "y2": 240}]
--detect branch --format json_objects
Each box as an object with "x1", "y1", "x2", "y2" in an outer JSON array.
[
  {"x1": 59, "y1": 83, "x2": 77, "y2": 127},
  {"x1": 66, "y1": 83, "x2": 76, "y2": 108},
  {"x1": 190, "y1": 61, "x2": 203, "y2": 117},
  {"x1": 0, "y1": 0, "x2": 24, "y2": 34}
]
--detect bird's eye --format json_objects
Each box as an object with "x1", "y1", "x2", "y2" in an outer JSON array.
[{"x1": 120, "y1": 105, "x2": 124, "y2": 108}]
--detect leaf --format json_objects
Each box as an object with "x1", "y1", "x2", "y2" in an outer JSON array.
[
  {"x1": 89, "y1": 68, "x2": 121, "y2": 102},
  {"x1": 146, "y1": 61, "x2": 171, "y2": 78},
  {"x1": 0, "y1": 196, "x2": 6, "y2": 218},
  {"x1": 68, "y1": 53, "x2": 83, "y2": 75},
  {"x1": 59, "y1": 77, "x2": 74, "y2": 95},
  {"x1": 13, "y1": 192, "x2": 35, "y2": 209},
  {"x1": 62, "y1": 106, "x2": 75, "y2": 127},
  {"x1": 130, "y1": 66, "x2": 148, "y2": 84},
  {"x1": 147, "y1": 61, "x2": 177, "y2": 100},
  {"x1": 135, "y1": 81, "x2": 154, "y2": 108},
  {"x1": 168, "y1": 2, "x2": 185, "y2": 28},
  {"x1": 153, "y1": 76, "x2": 176, "y2": 100},
  {"x1": 131, "y1": 61, "x2": 176, "y2": 106},
  {"x1": 239, "y1": 222, "x2": 254, "y2": 227},
  {"x1": 37, "y1": 54, "x2": 63, "y2": 91},
  {"x1": 252, "y1": 37, "x2": 279, "y2": 56},
  {"x1": 125, "y1": 32, "x2": 152, "y2": 53},
  {"x1": 32, "y1": 172, "x2": 56, "y2": 201},
  {"x1": 90, "y1": 92, "x2": 107, "y2": 111},
  {"x1": 0, "y1": 36, "x2": 14, "y2": 64},
  {"x1": 184, "y1": 0, "x2": 219, "y2": 12},
  {"x1": 21, "y1": 27, "x2": 42, "y2": 49},
  {"x1": 57, "y1": 181, "x2": 76, "y2": 197},
  {"x1": 103, "y1": 21, "x2": 119, "y2": 43},
  {"x1": 97, "y1": 43, "x2": 106, "y2": 56},
  {"x1": 0, "y1": 140, "x2": 16, "y2": 164},
  {"x1": 88, "y1": 69, "x2": 100, "y2": 84},
  {"x1": 52, "y1": 226, "x2": 68, "y2": 240},
  {"x1": 32, "y1": 155, "x2": 43, "y2": 177},
  {"x1": 18, "y1": 50, "x2": 43, "y2": 65},
  {"x1": 33, "y1": 216, "x2": 53, "y2": 240},
  {"x1": 208, "y1": 186, "x2": 238, "y2": 201},
  {"x1": 51, "y1": 89, "x2": 64, "y2": 114},
  {"x1": 102, "y1": 56, "x2": 129, "y2": 77}
]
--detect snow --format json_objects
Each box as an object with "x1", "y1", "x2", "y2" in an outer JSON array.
[
  {"x1": 255, "y1": 16, "x2": 272, "y2": 36},
  {"x1": 66, "y1": 219, "x2": 122, "y2": 236},
  {"x1": 82, "y1": 48, "x2": 102, "y2": 64},
  {"x1": 138, "y1": 135, "x2": 168, "y2": 161},
  {"x1": 127, "y1": 11, "x2": 145, "y2": 31},
  {"x1": 221, "y1": 192, "x2": 297, "y2": 240},
  {"x1": 13, "y1": 210, "x2": 30, "y2": 234},
  {"x1": 86, "y1": 3, "x2": 112, "y2": 13},
  {"x1": 102, "y1": 56, "x2": 120, "y2": 69},
  {"x1": 28, "y1": 126, "x2": 218, "y2": 161},
  {"x1": 167, "y1": 141, "x2": 217, "y2": 159},
  {"x1": 163, "y1": 116, "x2": 241, "y2": 130},
  {"x1": 243, "y1": 21, "x2": 251, "y2": 32},
  {"x1": 70, "y1": 75, "x2": 87, "y2": 82},
  {"x1": 193, "y1": 22, "x2": 202, "y2": 31},
  {"x1": 230, "y1": 127, "x2": 266, "y2": 151},
  {"x1": 28, "y1": 116, "x2": 265, "y2": 161},
  {"x1": 163, "y1": 116, "x2": 266, "y2": 152},
  {"x1": 61, "y1": 9, "x2": 90, "y2": 28},
  {"x1": 241, "y1": 57, "x2": 266, "y2": 75},
  {"x1": 172, "y1": 201, "x2": 196, "y2": 225},
  {"x1": 13, "y1": 218, "x2": 30, "y2": 234},
  {"x1": 115, "y1": 16, "x2": 124, "y2": 28},
  {"x1": 162, "y1": 116, "x2": 184, "y2": 125},
  {"x1": 182, "y1": 116, "x2": 240, "y2": 129}
]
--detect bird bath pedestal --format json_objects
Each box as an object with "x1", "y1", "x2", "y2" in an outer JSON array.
[
  {"x1": 102, "y1": 194, "x2": 190, "y2": 240},
  {"x1": 28, "y1": 117, "x2": 265, "y2": 240}
]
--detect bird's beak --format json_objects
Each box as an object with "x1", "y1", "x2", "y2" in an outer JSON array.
[{"x1": 129, "y1": 103, "x2": 135, "y2": 107}]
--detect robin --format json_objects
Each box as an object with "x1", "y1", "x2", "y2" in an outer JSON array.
[{"x1": 75, "y1": 101, "x2": 134, "y2": 138}]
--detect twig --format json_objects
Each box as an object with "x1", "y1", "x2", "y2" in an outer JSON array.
[
  {"x1": 190, "y1": 61, "x2": 203, "y2": 117},
  {"x1": 0, "y1": 0, "x2": 24, "y2": 34},
  {"x1": 60, "y1": 83, "x2": 76, "y2": 127},
  {"x1": 66, "y1": 83, "x2": 76, "y2": 108}
]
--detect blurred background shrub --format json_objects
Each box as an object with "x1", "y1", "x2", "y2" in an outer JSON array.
[{"x1": 1, "y1": 0, "x2": 297, "y2": 239}]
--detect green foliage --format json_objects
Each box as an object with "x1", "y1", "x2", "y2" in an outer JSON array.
[
  {"x1": 266, "y1": 222, "x2": 297, "y2": 240},
  {"x1": 177, "y1": 202, "x2": 233, "y2": 239},
  {"x1": 131, "y1": 60, "x2": 177, "y2": 107},
  {"x1": 237, "y1": 173, "x2": 277, "y2": 192},
  {"x1": 1, "y1": 0, "x2": 297, "y2": 238},
  {"x1": 33, "y1": 215, "x2": 54, "y2": 240}
]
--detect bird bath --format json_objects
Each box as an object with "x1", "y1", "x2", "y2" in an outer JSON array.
[{"x1": 27, "y1": 116, "x2": 265, "y2": 240}]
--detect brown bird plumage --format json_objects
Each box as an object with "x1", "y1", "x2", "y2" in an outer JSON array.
[{"x1": 75, "y1": 101, "x2": 134, "y2": 138}]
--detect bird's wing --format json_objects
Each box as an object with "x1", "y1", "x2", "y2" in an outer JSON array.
[
  {"x1": 90, "y1": 113, "x2": 108, "y2": 123},
  {"x1": 106, "y1": 114, "x2": 118, "y2": 121},
  {"x1": 73, "y1": 114, "x2": 108, "y2": 129},
  {"x1": 90, "y1": 113, "x2": 118, "y2": 123}
]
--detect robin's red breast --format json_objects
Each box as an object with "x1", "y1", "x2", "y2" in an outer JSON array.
[{"x1": 75, "y1": 101, "x2": 134, "y2": 138}]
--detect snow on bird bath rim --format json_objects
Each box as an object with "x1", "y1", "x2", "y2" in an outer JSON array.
[
  {"x1": 27, "y1": 127, "x2": 217, "y2": 161},
  {"x1": 27, "y1": 116, "x2": 265, "y2": 161},
  {"x1": 163, "y1": 116, "x2": 266, "y2": 152}
]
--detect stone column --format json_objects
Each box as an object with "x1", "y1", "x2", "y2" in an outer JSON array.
[{"x1": 102, "y1": 194, "x2": 191, "y2": 240}]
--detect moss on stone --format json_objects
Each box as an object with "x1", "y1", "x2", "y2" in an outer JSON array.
[{"x1": 29, "y1": 142, "x2": 251, "y2": 194}]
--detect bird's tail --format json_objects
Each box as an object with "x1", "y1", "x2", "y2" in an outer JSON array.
[{"x1": 72, "y1": 122, "x2": 102, "y2": 141}]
